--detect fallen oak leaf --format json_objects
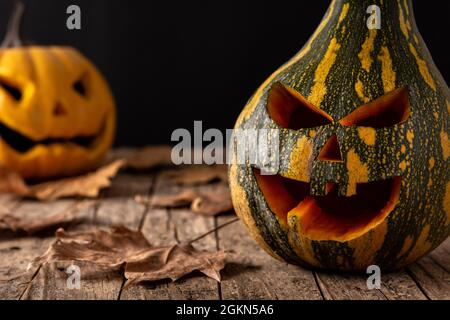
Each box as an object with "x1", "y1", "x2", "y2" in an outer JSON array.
[
  {"x1": 0, "y1": 161, "x2": 126, "y2": 199},
  {"x1": 29, "y1": 160, "x2": 125, "y2": 201},
  {"x1": 191, "y1": 191, "x2": 233, "y2": 216},
  {"x1": 136, "y1": 184, "x2": 233, "y2": 216},
  {"x1": 30, "y1": 226, "x2": 227, "y2": 286},
  {"x1": 0, "y1": 160, "x2": 125, "y2": 201},
  {"x1": 163, "y1": 165, "x2": 228, "y2": 185},
  {"x1": 0, "y1": 201, "x2": 95, "y2": 234},
  {"x1": 148, "y1": 189, "x2": 199, "y2": 208},
  {"x1": 109, "y1": 146, "x2": 173, "y2": 170},
  {"x1": 0, "y1": 167, "x2": 30, "y2": 195},
  {"x1": 31, "y1": 227, "x2": 152, "y2": 269},
  {"x1": 124, "y1": 243, "x2": 226, "y2": 287}
]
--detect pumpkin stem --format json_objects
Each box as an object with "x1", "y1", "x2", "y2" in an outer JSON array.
[{"x1": 1, "y1": 0, "x2": 26, "y2": 48}]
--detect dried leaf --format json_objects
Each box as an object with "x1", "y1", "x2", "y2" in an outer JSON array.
[
  {"x1": 125, "y1": 243, "x2": 226, "y2": 287},
  {"x1": 163, "y1": 165, "x2": 228, "y2": 185},
  {"x1": 28, "y1": 160, "x2": 125, "y2": 201},
  {"x1": 136, "y1": 183, "x2": 233, "y2": 216},
  {"x1": 0, "y1": 160, "x2": 125, "y2": 201},
  {"x1": 191, "y1": 190, "x2": 233, "y2": 216},
  {"x1": 150, "y1": 189, "x2": 199, "y2": 207},
  {"x1": 110, "y1": 146, "x2": 173, "y2": 170},
  {"x1": 31, "y1": 227, "x2": 226, "y2": 286},
  {"x1": 0, "y1": 201, "x2": 95, "y2": 234},
  {"x1": 0, "y1": 160, "x2": 125, "y2": 200},
  {"x1": 0, "y1": 167, "x2": 29, "y2": 195}
]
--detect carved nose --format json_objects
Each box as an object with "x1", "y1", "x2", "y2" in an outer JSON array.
[
  {"x1": 53, "y1": 102, "x2": 67, "y2": 116},
  {"x1": 317, "y1": 134, "x2": 343, "y2": 162}
]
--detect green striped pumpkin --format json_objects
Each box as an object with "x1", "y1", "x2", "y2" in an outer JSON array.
[{"x1": 229, "y1": 0, "x2": 449, "y2": 271}]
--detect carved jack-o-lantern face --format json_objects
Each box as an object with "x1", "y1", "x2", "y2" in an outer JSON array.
[
  {"x1": 0, "y1": 46, "x2": 116, "y2": 179},
  {"x1": 229, "y1": 0, "x2": 449, "y2": 271},
  {"x1": 254, "y1": 83, "x2": 409, "y2": 242}
]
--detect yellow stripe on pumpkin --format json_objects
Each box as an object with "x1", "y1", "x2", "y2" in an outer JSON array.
[
  {"x1": 308, "y1": 38, "x2": 341, "y2": 107},
  {"x1": 284, "y1": 136, "x2": 314, "y2": 182},
  {"x1": 346, "y1": 149, "x2": 369, "y2": 196},
  {"x1": 338, "y1": 3, "x2": 350, "y2": 23},
  {"x1": 400, "y1": 225, "x2": 432, "y2": 266},
  {"x1": 229, "y1": 163, "x2": 284, "y2": 262},
  {"x1": 355, "y1": 78, "x2": 371, "y2": 103},
  {"x1": 349, "y1": 221, "x2": 388, "y2": 269},
  {"x1": 398, "y1": 1, "x2": 409, "y2": 39},
  {"x1": 408, "y1": 43, "x2": 437, "y2": 91},
  {"x1": 440, "y1": 130, "x2": 450, "y2": 160},
  {"x1": 358, "y1": 30, "x2": 377, "y2": 73},
  {"x1": 358, "y1": 127, "x2": 376, "y2": 146},
  {"x1": 377, "y1": 46, "x2": 396, "y2": 93}
]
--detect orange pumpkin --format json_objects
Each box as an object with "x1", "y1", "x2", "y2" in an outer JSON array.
[{"x1": 0, "y1": 3, "x2": 116, "y2": 179}]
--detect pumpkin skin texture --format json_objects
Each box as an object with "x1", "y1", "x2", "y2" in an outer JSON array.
[
  {"x1": 229, "y1": 0, "x2": 449, "y2": 271},
  {"x1": 0, "y1": 46, "x2": 116, "y2": 179}
]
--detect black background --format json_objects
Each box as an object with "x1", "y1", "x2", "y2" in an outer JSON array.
[{"x1": 0, "y1": 0, "x2": 448, "y2": 146}]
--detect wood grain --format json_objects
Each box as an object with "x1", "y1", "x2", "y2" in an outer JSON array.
[
  {"x1": 120, "y1": 175, "x2": 220, "y2": 300},
  {"x1": 20, "y1": 174, "x2": 153, "y2": 300},
  {"x1": 407, "y1": 238, "x2": 450, "y2": 300},
  {"x1": 217, "y1": 215, "x2": 322, "y2": 300},
  {"x1": 0, "y1": 164, "x2": 448, "y2": 300}
]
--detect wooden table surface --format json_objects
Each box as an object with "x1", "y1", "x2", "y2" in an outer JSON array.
[{"x1": 0, "y1": 167, "x2": 448, "y2": 300}]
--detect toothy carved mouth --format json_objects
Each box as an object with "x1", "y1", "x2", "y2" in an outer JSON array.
[
  {"x1": 254, "y1": 169, "x2": 401, "y2": 241},
  {"x1": 0, "y1": 120, "x2": 105, "y2": 153}
]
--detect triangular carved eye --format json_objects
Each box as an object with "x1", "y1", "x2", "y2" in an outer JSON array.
[
  {"x1": 340, "y1": 87, "x2": 410, "y2": 128},
  {"x1": 267, "y1": 83, "x2": 333, "y2": 129}
]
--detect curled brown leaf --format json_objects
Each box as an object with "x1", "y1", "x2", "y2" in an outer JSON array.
[
  {"x1": 191, "y1": 190, "x2": 233, "y2": 216},
  {"x1": 0, "y1": 167, "x2": 29, "y2": 195},
  {"x1": 31, "y1": 226, "x2": 226, "y2": 286},
  {"x1": 0, "y1": 160, "x2": 125, "y2": 201},
  {"x1": 151, "y1": 189, "x2": 199, "y2": 207},
  {"x1": 163, "y1": 165, "x2": 228, "y2": 185},
  {"x1": 29, "y1": 160, "x2": 125, "y2": 201},
  {"x1": 109, "y1": 146, "x2": 173, "y2": 170},
  {"x1": 136, "y1": 183, "x2": 233, "y2": 216},
  {"x1": 0, "y1": 201, "x2": 95, "y2": 234}
]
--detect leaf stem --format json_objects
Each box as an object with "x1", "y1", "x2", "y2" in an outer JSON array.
[{"x1": 188, "y1": 218, "x2": 239, "y2": 245}]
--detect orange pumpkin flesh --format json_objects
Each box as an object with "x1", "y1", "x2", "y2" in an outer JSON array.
[
  {"x1": 339, "y1": 87, "x2": 411, "y2": 128},
  {"x1": 317, "y1": 135, "x2": 343, "y2": 162},
  {"x1": 267, "y1": 83, "x2": 333, "y2": 130},
  {"x1": 254, "y1": 169, "x2": 401, "y2": 242}
]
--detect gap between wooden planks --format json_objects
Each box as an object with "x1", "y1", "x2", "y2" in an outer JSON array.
[{"x1": 0, "y1": 170, "x2": 448, "y2": 300}]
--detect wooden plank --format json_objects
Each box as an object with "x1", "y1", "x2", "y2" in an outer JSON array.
[
  {"x1": 120, "y1": 174, "x2": 220, "y2": 300},
  {"x1": 315, "y1": 268, "x2": 428, "y2": 300},
  {"x1": 95, "y1": 174, "x2": 153, "y2": 229},
  {"x1": 0, "y1": 236, "x2": 53, "y2": 300},
  {"x1": 314, "y1": 242, "x2": 448, "y2": 300},
  {"x1": 0, "y1": 194, "x2": 22, "y2": 212},
  {"x1": 217, "y1": 216, "x2": 322, "y2": 300},
  {"x1": 1, "y1": 164, "x2": 448, "y2": 300},
  {"x1": 314, "y1": 272, "x2": 384, "y2": 300},
  {"x1": 21, "y1": 173, "x2": 154, "y2": 300},
  {"x1": 380, "y1": 271, "x2": 428, "y2": 300},
  {"x1": 0, "y1": 198, "x2": 84, "y2": 300},
  {"x1": 407, "y1": 238, "x2": 450, "y2": 300},
  {"x1": 18, "y1": 200, "x2": 109, "y2": 300},
  {"x1": 120, "y1": 182, "x2": 220, "y2": 300}
]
